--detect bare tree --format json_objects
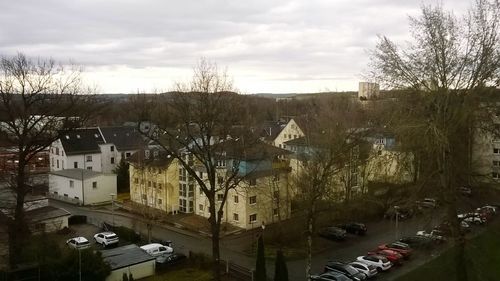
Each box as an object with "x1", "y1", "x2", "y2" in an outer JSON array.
[
  {"x1": 136, "y1": 59, "x2": 256, "y2": 281},
  {"x1": 0, "y1": 53, "x2": 96, "y2": 265},
  {"x1": 368, "y1": 1, "x2": 499, "y2": 279}
]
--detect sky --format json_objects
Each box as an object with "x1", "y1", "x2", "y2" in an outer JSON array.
[{"x1": 0, "y1": 0, "x2": 471, "y2": 94}]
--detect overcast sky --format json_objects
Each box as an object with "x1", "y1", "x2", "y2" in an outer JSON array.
[{"x1": 0, "y1": 0, "x2": 471, "y2": 94}]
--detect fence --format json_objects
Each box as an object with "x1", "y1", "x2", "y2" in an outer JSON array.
[{"x1": 221, "y1": 260, "x2": 253, "y2": 281}]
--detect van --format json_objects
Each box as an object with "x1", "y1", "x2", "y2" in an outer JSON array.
[{"x1": 140, "y1": 243, "x2": 173, "y2": 257}]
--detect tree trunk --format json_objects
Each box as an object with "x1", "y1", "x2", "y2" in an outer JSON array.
[
  {"x1": 305, "y1": 204, "x2": 315, "y2": 281},
  {"x1": 209, "y1": 203, "x2": 222, "y2": 281},
  {"x1": 9, "y1": 159, "x2": 30, "y2": 265}
]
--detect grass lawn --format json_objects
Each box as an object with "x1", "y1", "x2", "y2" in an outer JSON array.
[
  {"x1": 394, "y1": 220, "x2": 500, "y2": 281},
  {"x1": 139, "y1": 267, "x2": 213, "y2": 281}
]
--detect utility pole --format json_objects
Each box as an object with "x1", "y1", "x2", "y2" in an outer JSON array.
[
  {"x1": 110, "y1": 193, "x2": 116, "y2": 229},
  {"x1": 79, "y1": 248, "x2": 82, "y2": 281},
  {"x1": 394, "y1": 205, "x2": 400, "y2": 240}
]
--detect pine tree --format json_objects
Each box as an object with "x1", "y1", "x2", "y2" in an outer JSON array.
[
  {"x1": 274, "y1": 250, "x2": 288, "y2": 281},
  {"x1": 122, "y1": 273, "x2": 129, "y2": 281},
  {"x1": 255, "y1": 235, "x2": 267, "y2": 281}
]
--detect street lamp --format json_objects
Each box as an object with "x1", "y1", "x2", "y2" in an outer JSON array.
[
  {"x1": 394, "y1": 206, "x2": 400, "y2": 240},
  {"x1": 110, "y1": 193, "x2": 116, "y2": 229},
  {"x1": 78, "y1": 248, "x2": 82, "y2": 281}
]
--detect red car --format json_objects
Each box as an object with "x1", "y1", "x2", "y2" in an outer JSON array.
[
  {"x1": 368, "y1": 249, "x2": 404, "y2": 265},
  {"x1": 377, "y1": 243, "x2": 413, "y2": 259}
]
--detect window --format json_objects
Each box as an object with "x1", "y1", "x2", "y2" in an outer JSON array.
[
  {"x1": 125, "y1": 152, "x2": 131, "y2": 158},
  {"x1": 273, "y1": 208, "x2": 279, "y2": 216},
  {"x1": 87, "y1": 166, "x2": 92, "y2": 170},
  {"x1": 188, "y1": 184, "x2": 194, "y2": 197},
  {"x1": 111, "y1": 157, "x2": 115, "y2": 164},
  {"x1": 234, "y1": 195, "x2": 239, "y2": 203},
  {"x1": 217, "y1": 160, "x2": 226, "y2": 167},
  {"x1": 134, "y1": 178, "x2": 139, "y2": 184},
  {"x1": 249, "y1": 196, "x2": 257, "y2": 205},
  {"x1": 74, "y1": 196, "x2": 79, "y2": 200},
  {"x1": 233, "y1": 213, "x2": 239, "y2": 221},
  {"x1": 249, "y1": 214, "x2": 257, "y2": 223},
  {"x1": 493, "y1": 172, "x2": 500, "y2": 180},
  {"x1": 294, "y1": 134, "x2": 297, "y2": 138},
  {"x1": 86, "y1": 155, "x2": 92, "y2": 162},
  {"x1": 217, "y1": 194, "x2": 224, "y2": 202},
  {"x1": 74, "y1": 162, "x2": 78, "y2": 168},
  {"x1": 153, "y1": 182, "x2": 157, "y2": 188},
  {"x1": 110, "y1": 146, "x2": 114, "y2": 152},
  {"x1": 217, "y1": 176, "x2": 224, "y2": 185},
  {"x1": 69, "y1": 180, "x2": 74, "y2": 188},
  {"x1": 56, "y1": 159, "x2": 59, "y2": 169},
  {"x1": 56, "y1": 147, "x2": 59, "y2": 155},
  {"x1": 51, "y1": 158, "x2": 54, "y2": 167},
  {"x1": 92, "y1": 181, "x2": 97, "y2": 189},
  {"x1": 199, "y1": 204, "x2": 204, "y2": 211},
  {"x1": 148, "y1": 181, "x2": 152, "y2": 187},
  {"x1": 494, "y1": 148, "x2": 500, "y2": 154},
  {"x1": 64, "y1": 193, "x2": 68, "y2": 197},
  {"x1": 494, "y1": 160, "x2": 500, "y2": 167},
  {"x1": 158, "y1": 199, "x2": 162, "y2": 205},
  {"x1": 249, "y1": 179, "x2": 256, "y2": 186},
  {"x1": 142, "y1": 194, "x2": 147, "y2": 200},
  {"x1": 158, "y1": 183, "x2": 163, "y2": 190}
]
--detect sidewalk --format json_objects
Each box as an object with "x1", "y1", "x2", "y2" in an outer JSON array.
[{"x1": 91, "y1": 200, "x2": 245, "y2": 238}]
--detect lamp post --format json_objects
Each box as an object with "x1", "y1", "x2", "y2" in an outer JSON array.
[
  {"x1": 110, "y1": 193, "x2": 116, "y2": 229},
  {"x1": 78, "y1": 248, "x2": 82, "y2": 281},
  {"x1": 394, "y1": 206, "x2": 400, "y2": 240}
]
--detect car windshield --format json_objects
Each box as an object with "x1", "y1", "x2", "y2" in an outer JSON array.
[
  {"x1": 107, "y1": 234, "x2": 117, "y2": 239},
  {"x1": 77, "y1": 241, "x2": 89, "y2": 245},
  {"x1": 345, "y1": 265, "x2": 358, "y2": 275}
]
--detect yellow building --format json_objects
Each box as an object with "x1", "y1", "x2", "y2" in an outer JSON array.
[{"x1": 129, "y1": 149, "x2": 179, "y2": 213}]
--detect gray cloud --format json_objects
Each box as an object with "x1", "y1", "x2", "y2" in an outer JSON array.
[{"x1": 0, "y1": 0, "x2": 471, "y2": 93}]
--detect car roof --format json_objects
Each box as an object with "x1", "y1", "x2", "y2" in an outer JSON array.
[
  {"x1": 70, "y1": 236, "x2": 89, "y2": 243},
  {"x1": 140, "y1": 243, "x2": 164, "y2": 249},
  {"x1": 97, "y1": 231, "x2": 116, "y2": 236}
]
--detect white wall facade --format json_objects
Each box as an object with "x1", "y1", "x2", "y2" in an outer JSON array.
[
  {"x1": 274, "y1": 119, "x2": 305, "y2": 149},
  {"x1": 105, "y1": 261, "x2": 155, "y2": 281},
  {"x1": 49, "y1": 173, "x2": 117, "y2": 205}
]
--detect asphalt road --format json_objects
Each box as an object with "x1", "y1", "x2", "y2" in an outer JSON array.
[{"x1": 50, "y1": 199, "x2": 456, "y2": 281}]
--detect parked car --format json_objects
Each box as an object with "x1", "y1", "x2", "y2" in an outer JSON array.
[
  {"x1": 140, "y1": 243, "x2": 174, "y2": 257},
  {"x1": 349, "y1": 261, "x2": 378, "y2": 278},
  {"x1": 477, "y1": 206, "x2": 496, "y2": 219},
  {"x1": 66, "y1": 237, "x2": 90, "y2": 250},
  {"x1": 156, "y1": 252, "x2": 187, "y2": 266},
  {"x1": 383, "y1": 206, "x2": 413, "y2": 220},
  {"x1": 356, "y1": 255, "x2": 392, "y2": 272},
  {"x1": 416, "y1": 230, "x2": 446, "y2": 242},
  {"x1": 458, "y1": 213, "x2": 486, "y2": 225},
  {"x1": 398, "y1": 235, "x2": 435, "y2": 248},
  {"x1": 416, "y1": 198, "x2": 438, "y2": 209},
  {"x1": 93, "y1": 232, "x2": 119, "y2": 247},
  {"x1": 318, "y1": 227, "x2": 347, "y2": 241},
  {"x1": 310, "y1": 271, "x2": 353, "y2": 281},
  {"x1": 377, "y1": 243, "x2": 412, "y2": 259},
  {"x1": 457, "y1": 186, "x2": 472, "y2": 197},
  {"x1": 435, "y1": 220, "x2": 470, "y2": 235},
  {"x1": 367, "y1": 249, "x2": 403, "y2": 265},
  {"x1": 337, "y1": 223, "x2": 367, "y2": 235},
  {"x1": 324, "y1": 261, "x2": 367, "y2": 280}
]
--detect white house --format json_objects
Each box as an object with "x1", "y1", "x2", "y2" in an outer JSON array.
[
  {"x1": 102, "y1": 244, "x2": 156, "y2": 281},
  {"x1": 259, "y1": 118, "x2": 305, "y2": 150},
  {"x1": 49, "y1": 126, "x2": 144, "y2": 173},
  {"x1": 49, "y1": 169, "x2": 117, "y2": 205}
]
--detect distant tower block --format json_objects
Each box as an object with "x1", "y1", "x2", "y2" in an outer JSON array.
[{"x1": 358, "y1": 82, "x2": 380, "y2": 100}]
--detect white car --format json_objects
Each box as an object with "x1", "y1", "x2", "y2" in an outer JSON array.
[
  {"x1": 140, "y1": 243, "x2": 173, "y2": 257},
  {"x1": 94, "y1": 232, "x2": 119, "y2": 246},
  {"x1": 356, "y1": 255, "x2": 392, "y2": 272},
  {"x1": 66, "y1": 237, "x2": 90, "y2": 250},
  {"x1": 416, "y1": 230, "x2": 446, "y2": 241},
  {"x1": 349, "y1": 261, "x2": 378, "y2": 278}
]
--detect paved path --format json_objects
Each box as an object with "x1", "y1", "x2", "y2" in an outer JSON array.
[{"x1": 50, "y1": 200, "x2": 457, "y2": 281}]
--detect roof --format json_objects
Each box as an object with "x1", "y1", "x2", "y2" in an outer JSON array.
[
  {"x1": 59, "y1": 128, "x2": 104, "y2": 155},
  {"x1": 222, "y1": 139, "x2": 292, "y2": 161},
  {"x1": 128, "y1": 147, "x2": 175, "y2": 167},
  {"x1": 259, "y1": 120, "x2": 288, "y2": 141},
  {"x1": 101, "y1": 244, "x2": 156, "y2": 270},
  {"x1": 283, "y1": 136, "x2": 307, "y2": 146},
  {"x1": 99, "y1": 126, "x2": 145, "y2": 151},
  {"x1": 25, "y1": 205, "x2": 70, "y2": 222},
  {"x1": 50, "y1": 169, "x2": 103, "y2": 180}
]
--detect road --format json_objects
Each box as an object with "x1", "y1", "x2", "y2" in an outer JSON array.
[{"x1": 51, "y1": 199, "x2": 451, "y2": 281}]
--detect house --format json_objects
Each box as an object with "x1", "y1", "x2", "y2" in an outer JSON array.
[
  {"x1": 259, "y1": 118, "x2": 305, "y2": 150},
  {"x1": 128, "y1": 148, "x2": 179, "y2": 214},
  {"x1": 195, "y1": 141, "x2": 293, "y2": 229},
  {"x1": 48, "y1": 169, "x2": 117, "y2": 205},
  {"x1": 49, "y1": 126, "x2": 143, "y2": 173},
  {"x1": 101, "y1": 244, "x2": 156, "y2": 281}
]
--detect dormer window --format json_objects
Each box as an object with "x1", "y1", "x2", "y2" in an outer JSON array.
[
  {"x1": 94, "y1": 134, "x2": 99, "y2": 138},
  {"x1": 76, "y1": 134, "x2": 81, "y2": 139},
  {"x1": 65, "y1": 135, "x2": 70, "y2": 139}
]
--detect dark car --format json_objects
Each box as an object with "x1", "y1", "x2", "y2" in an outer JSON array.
[
  {"x1": 311, "y1": 271, "x2": 353, "y2": 281},
  {"x1": 318, "y1": 227, "x2": 347, "y2": 241},
  {"x1": 324, "y1": 261, "x2": 367, "y2": 281},
  {"x1": 155, "y1": 253, "x2": 187, "y2": 266},
  {"x1": 337, "y1": 223, "x2": 367, "y2": 235},
  {"x1": 398, "y1": 235, "x2": 434, "y2": 248}
]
